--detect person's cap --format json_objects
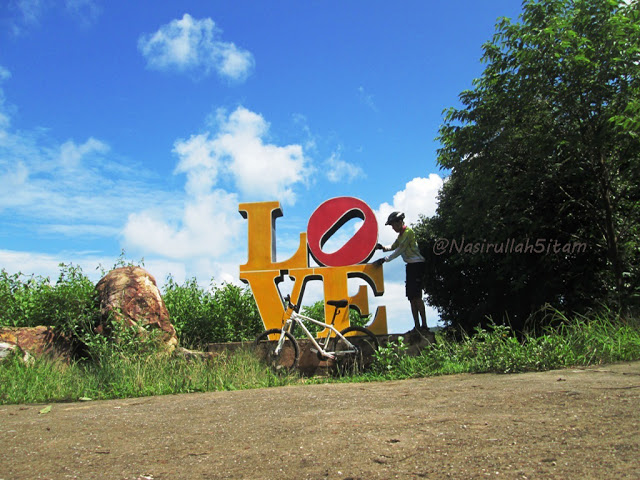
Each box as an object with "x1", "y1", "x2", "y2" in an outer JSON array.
[{"x1": 385, "y1": 211, "x2": 405, "y2": 225}]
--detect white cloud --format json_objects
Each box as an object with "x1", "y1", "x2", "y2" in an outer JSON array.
[
  {"x1": 0, "y1": 118, "x2": 176, "y2": 232},
  {"x1": 59, "y1": 137, "x2": 109, "y2": 169},
  {"x1": 6, "y1": 0, "x2": 100, "y2": 34},
  {"x1": 122, "y1": 189, "x2": 242, "y2": 259},
  {"x1": 173, "y1": 133, "x2": 220, "y2": 196},
  {"x1": 0, "y1": 249, "x2": 111, "y2": 283},
  {"x1": 0, "y1": 249, "x2": 67, "y2": 280},
  {"x1": 12, "y1": 0, "x2": 46, "y2": 25},
  {"x1": 213, "y1": 107, "x2": 311, "y2": 204},
  {"x1": 0, "y1": 248, "x2": 192, "y2": 289},
  {"x1": 0, "y1": 136, "x2": 111, "y2": 216},
  {"x1": 138, "y1": 14, "x2": 255, "y2": 82},
  {"x1": 375, "y1": 174, "x2": 443, "y2": 246},
  {"x1": 325, "y1": 152, "x2": 365, "y2": 183},
  {"x1": 217, "y1": 42, "x2": 255, "y2": 80},
  {"x1": 176, "y1": 106, "x2": 312, "y2": 204},
  {"x1": 121, "y1": 105, "x2": 314, "y2": 291},
  {"x1": 0, "y1": 66, "x2": 11, "y2": 132},
  {"x1": 39, "y1": 224, "x2": 120, "y2": 237}
]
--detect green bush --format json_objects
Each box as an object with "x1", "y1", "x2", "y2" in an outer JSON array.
[
  {"x1": 0, "y1": 264, "x2": 101, "y2": 353},
  {"x1": 162, "y1": 276, "x2": 263, "y2": 348},
  {"x1": 0, "y1": 262, "x2": 266, "y2": 353}
]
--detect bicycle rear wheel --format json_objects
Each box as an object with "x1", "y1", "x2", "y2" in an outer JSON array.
[
  {"x1": 329, "y1": 326, "x2": 379, "y2": 374},
  {"x1": 255, "y1": 329, "x2": 300, "y2": 372}
]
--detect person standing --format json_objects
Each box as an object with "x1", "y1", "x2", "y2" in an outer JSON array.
[{"x1": 374, "y1": 211, "x2": 427, "y2": 331}]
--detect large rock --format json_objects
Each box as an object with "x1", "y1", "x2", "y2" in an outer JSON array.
[
  {"x1": 0, "y1": 326, "x2": 72, "y2": 362},
  {"x1": 95, "y1": 266, "x2": 178, "y2": 352}
]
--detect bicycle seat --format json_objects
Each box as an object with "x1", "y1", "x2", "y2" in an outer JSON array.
[{"x1": 327, "y1": 299, "x2": 348, "y2": 309}]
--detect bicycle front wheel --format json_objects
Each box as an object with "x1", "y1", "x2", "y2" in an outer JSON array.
[
  {"x1": 329, "y1": 326, "x2": 379, "y2": 374},
  {"x1": 255, "y1": 329, "x2": 300, "y2": 372}
]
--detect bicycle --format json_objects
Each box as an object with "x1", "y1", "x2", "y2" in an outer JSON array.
[{"x1": 255, "y1": 295, "x2": 379, "y2": 374}]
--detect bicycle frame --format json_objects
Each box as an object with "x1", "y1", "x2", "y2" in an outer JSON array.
[{"x1": 275, "y1": 308, "x2": 357, "y2": 361}]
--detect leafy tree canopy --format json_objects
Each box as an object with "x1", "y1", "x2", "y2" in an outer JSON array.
[{"x1": 417, "y1": 0, "x2": 640, "y2": 333}]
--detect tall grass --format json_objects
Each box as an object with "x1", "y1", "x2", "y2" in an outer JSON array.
[
  {"x1": 369, "y1": 310, "x2": 640, "y2": 379},
  {"x1": 0, "y1": 347, "x2": 296, "y2": 405},
  {"x1": 3, "y1": 309, "x2": 639, "y2": 405}
]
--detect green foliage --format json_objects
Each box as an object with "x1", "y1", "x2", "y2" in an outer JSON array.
[
  {"x1": 0, "y1": 264, "x2": 101, "y2": 348},
  {"x1": 80, "y1": 316, "x2": 168, "y2": 364},
  {"x1": 0, "y1": 347, "x2": 295, "y2": 405},
  {"x1": 370, "y1": 310, "x2": 640, "y2": 380},
  {"x1": 297, "y1": 300, "x2": 325, "y2": 337},
  {"x1": 0, "y1": 262, "x2": 265, "y2": 356},
  {"x1": 2, "y1": 305, "x2": 639, "y2": 405},
  {"x1": 162, "y1": 277, "x2": 263, "y2": 348},
  {"x1": 0, "y1": 262, "x2": 172, "y2": 362},
  {"x1": 418, "y1": 0, "x2": 640, "y2": 331},
  {"x1": 373, "y1": 336, "x2": 409, "y2": 373}
]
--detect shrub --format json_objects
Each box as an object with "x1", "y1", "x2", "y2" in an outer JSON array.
[
  {"x1": 162, "y1": 277, "x2": 263, "y2": 348},
  {"x1": 0, "y1": 264, "x2": 101, "y2": 351}
]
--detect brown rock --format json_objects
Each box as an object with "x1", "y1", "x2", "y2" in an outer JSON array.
[
  {"x1": 0, "y1": 341, "x2": 20, "y2": 362},
  {"x1": 173, "y1": 346, "x2": 218, "y2": 362},
  {"x1": 95, "y1": 266, "x2": 178, "y2": 352},
  {"x1": 0, "y1": 326, "x2": 73, "y2": 362}
]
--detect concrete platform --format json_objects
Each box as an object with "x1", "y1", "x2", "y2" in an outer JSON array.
[{"x1": 207, "y1": 330, "x2": 434, "y2": 376}]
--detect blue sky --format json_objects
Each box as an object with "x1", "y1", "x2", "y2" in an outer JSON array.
[{"x1": 0, "y1": 0, "x2": 524, "y2": 333}]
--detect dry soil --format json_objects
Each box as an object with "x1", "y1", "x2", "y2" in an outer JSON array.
[{"x1": 1, "y1": 362, "x2": 639, "y2": 479}]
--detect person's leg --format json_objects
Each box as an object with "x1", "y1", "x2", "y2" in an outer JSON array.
[
  {"x1": 406, "y1": 263, "x2": 427, "y2": 330},
  {"x1": 410, "y1": 297, "x2": 427, "y2": 329},
  {"x1": 409, "y1": 297, "x2": 420, "y2": 330}
]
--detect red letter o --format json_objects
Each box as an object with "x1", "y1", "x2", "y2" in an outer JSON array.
[{"x1": 307, "y1": 197, "x2": 378, "y2": 267}]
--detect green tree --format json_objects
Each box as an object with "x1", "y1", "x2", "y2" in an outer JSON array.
[{"x1": 418, "y1": 0, "x2": 640, "y2": 332}]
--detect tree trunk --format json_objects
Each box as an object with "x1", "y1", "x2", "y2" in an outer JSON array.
[{"x1": 600, "y1": 152, "x2": 624, "y2": 307}]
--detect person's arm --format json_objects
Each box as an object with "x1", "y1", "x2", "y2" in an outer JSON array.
[
  {"x1": 383, "y1": 231, "x2": 410, "y2": 262},
  {"x1": 374, "y1": 237, "x2": 399, "y2": 265},
  {"x1": 377, "y1": 230, "x2": 408, "y2": 264}
]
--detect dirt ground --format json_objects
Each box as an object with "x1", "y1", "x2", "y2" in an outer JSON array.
[{"x1": 1, "y1": 362, "x2": 639, "y2": 480}]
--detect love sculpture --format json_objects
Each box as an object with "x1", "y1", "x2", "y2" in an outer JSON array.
[{"x1": 239, "y1": 197, "x2": 387, "y2": 335}]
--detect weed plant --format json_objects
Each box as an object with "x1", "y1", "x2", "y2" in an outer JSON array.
[
  {"x1": 370, "y1": 310, "x2": 640, "y2": 379},
  {"x1": 0, "y1": 261, "x2": 290, "y2": 405},
  {"x1": 0, "y1": 346, "x2": 295, "y2": 405}
]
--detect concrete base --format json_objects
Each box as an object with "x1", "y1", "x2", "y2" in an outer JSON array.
[{"x1": 207, "y1": 330, "x2": 434, "y2": 376}]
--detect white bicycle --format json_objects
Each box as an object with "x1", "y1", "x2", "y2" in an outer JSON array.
[{"x1": 255, "y1": 295, "x2": 379, "y2": 374}]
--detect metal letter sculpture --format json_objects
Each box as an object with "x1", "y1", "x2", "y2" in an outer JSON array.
[{"x1": 239, "y1": 197, "x2": 387, "y2": 335}]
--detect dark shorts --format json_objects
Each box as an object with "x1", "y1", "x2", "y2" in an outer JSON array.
[{"x1": 405, "y1": 262, "x2": 426, "y2": 299}]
